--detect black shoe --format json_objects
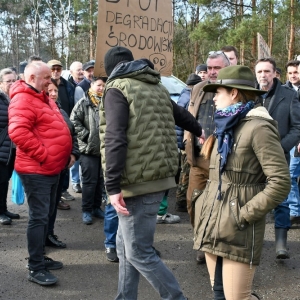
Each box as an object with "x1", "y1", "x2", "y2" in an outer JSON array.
[
  {"x1": 290, "y1": 215, "x2": 300, "y2": 225},
  {"x1": 28, "y1": 269, "x2": 58, "y2": 286},
  {"x1": 175, "y1": 204, "x2": 188, "y2": 212},
  {"x1": 196, "y1": 250, "x2": 206, "y2": 264},
  {"x1": 44, "y1": 256, "x2": 63, "y2": 270},
  {"x1": 252, "y1": 292, "x2": 261, "y2": 300},
  {"x1": 4, "y1": 210, "x2": 20, "y2": 219},
  {"x1": 26, "y1": 256, "x2": 63, "y2": 270},
  {"x1": 0, "y1": 214, "x2": 12, "y2": 225},
  {"x1": 105, "y1": 248, "x2": 119, "y2": 262},
  {"x1": 46, "y1": 234, "x2": 67, "y2": 248},
  {"x1": 72, "y1": 183, "x2": 82, "y2": 193}
]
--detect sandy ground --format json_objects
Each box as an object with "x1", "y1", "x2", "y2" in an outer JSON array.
[{"x1": 0, "y1": 187, "x2": 300, "y2": 300}]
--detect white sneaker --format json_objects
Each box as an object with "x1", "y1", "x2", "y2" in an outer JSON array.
[{"x1": 156, "y1": 213, "x2": 180, "y2": 224}]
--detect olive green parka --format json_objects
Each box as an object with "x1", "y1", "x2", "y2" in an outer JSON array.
[{"x1": 193, "y1": 106, "x2": 290, "y2": 266}]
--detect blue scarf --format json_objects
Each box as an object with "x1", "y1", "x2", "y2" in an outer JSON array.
[{"x1": 214, "y1": 101, "x2": 254, "y2": 199}]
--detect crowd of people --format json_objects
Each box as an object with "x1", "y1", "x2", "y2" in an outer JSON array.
[{"x1": 0, "y1": 45, "x2": 300, "y2": 299}]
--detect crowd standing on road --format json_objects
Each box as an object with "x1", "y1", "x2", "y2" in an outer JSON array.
[{"x1": 1, "y1": 44, "x2": 300, "y2": 300}]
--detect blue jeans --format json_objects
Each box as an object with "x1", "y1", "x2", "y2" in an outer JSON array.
[
  {"x1": 70, "y1": 160, "x2": 80, "y2": 184},
  {"x1": 115, "y1": 192, "x2": 186, "y2": 300},
  {"x1": 19, "y1": 173, "x2": 59, "y2": 271},
  {"x1": 287, "y1": 147, "x2": 300, "y2": 217},
  {"x1": 104, "y1": 204, "x2": 118, "y2": 248},
  {"x1": 274, "y1": 148, "x2": 292, "y2": 229}
]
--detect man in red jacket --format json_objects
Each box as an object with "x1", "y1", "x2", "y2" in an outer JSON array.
[{"x1": 8, "y1": 61, "x2": 73, "y2": 286}]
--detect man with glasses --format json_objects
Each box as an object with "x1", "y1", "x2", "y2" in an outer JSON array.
[
  {"x1": 185, "y1": 51, "x2": 230, "y2": 264},
  {"x1": 0, "y1": 68, "x2": 19, "y2": 225},
  {"x1": 47, "y1": 60, "x2": 76, "y2": 202}
]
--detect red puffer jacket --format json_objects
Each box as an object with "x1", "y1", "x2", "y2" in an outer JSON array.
[{"x1": 8, "y1": 80, "x2": 72, "y2": 175}]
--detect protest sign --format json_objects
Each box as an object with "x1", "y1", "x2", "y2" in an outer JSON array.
[
  {"x1": 95, "y1": 0, "x2": 173, "y2": 76},
  {"x1": 257, "y1": 33, "x2": 271, "y2": 59}
]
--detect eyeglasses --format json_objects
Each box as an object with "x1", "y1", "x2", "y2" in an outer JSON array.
[
  {"x1": 51, "y1": 67, "x2": 62, "y2": 72},
  {"x1": 208, "y1": 51, "x2": 231, "y2": 65},
  {"x1": 1, "y1": 79, "x2": 16, "y2": 83}
]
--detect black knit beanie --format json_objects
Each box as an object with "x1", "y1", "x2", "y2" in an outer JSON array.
[
  {"x1": 196, "y1": 64, "x2": 207, "y2": 73},
  {"x1": 186, "y1": 73, "x2": 202, "y2": 86},
  {"x1": 104, "y1": 46, "x2": 134, "y2": 76}
]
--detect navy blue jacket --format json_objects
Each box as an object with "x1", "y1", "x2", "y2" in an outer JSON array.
[{"x1": 176, "y1": 87, "x2": 191, "y2": 149}]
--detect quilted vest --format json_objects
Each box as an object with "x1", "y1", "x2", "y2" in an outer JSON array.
[{"x1": 100, "y1": 68, "x2": 178, "y2": 197}]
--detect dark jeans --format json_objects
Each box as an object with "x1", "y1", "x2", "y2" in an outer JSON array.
[
  {"x1": 19, "y1": 173, "x2": 59, "y2": 271},
  {"x1": 62, "y1": 168, "x2": 70, "y2": 192},
  {"x1": 0, "y1": 149, "x2": 16, "y2": 214},
  {"x1": 274, "y1": 199, "x2": 291, "y2": 229},
  {"x1": 48, "y1": 169, "x2": 67, "y2": 235},
  {"x1": 79, "y1": 154, "x2": 103, "y2": 212}
]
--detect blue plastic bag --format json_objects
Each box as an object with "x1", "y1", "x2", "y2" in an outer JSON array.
[{"x1": 11, "y1": 170, "x2": 25, "y2": 205}]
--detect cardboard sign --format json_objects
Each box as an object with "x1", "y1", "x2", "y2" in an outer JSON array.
[
  {"x1": 94, "y1": 0, "x2": 173, "y2": 76},
  {"x1": 257, "y1": 33, "x2": 271, "y2": 59}
]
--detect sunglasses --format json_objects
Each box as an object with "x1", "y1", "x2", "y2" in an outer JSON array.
[
  {"x1": 208, "y1": 51, "x2": 231, "y2": 65},
  {"x1": 51, "y1": 67, "x2": 62, "y2": 72}
]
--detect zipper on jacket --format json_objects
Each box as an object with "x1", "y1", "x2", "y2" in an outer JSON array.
[{"x1": 250, "y1": 224, "x2": 255, "y2": 269}]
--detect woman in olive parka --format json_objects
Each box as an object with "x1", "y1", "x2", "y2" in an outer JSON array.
[{"x1": 193, "y1": 66, "x2": 290, "y2": 300}]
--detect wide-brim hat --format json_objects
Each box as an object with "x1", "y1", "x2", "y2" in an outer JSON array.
[{"x1": 203, "y1": 65, "x2": 265, "y2": 95}]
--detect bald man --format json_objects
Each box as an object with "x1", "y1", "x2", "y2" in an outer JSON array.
[
  {"x1": 68, "y1": 61, "x2": 84, "y2": 87},
  {"x1": 8, "y1": 62, "x2": 73, "y2": 286}
]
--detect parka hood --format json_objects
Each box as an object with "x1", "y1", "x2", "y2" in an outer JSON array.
[{"x1": 245, "y1": 106, "x2": 278, "y2": 129}]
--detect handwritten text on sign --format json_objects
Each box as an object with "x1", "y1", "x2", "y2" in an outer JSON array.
[{"x1": 95, "y1": 0, "x2": 173, "y2": 76}]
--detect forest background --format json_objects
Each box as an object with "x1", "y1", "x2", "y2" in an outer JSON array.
[{"x1": 0, "y1": 0, "x2": 299, "y2": 81}]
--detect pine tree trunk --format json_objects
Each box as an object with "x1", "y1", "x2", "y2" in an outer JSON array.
[{"x1": 288, "y1": 0, "x2": 295, "y2": 60}]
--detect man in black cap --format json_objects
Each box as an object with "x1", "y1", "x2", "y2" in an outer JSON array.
[
  {"x1": 74, "y1": 61, "x2": 95, "y2": 103},
  {"x1": 195, "y1": 64, "x2": 208, "y2": 81},
  {"x1": 99, "y1": 46, "x2": 204, "y2": 300}
]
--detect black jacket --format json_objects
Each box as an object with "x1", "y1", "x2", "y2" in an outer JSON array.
[
  {"x1": 259, "y1": 78, "x2": 300, "y2": 162},
  {"x1": 0, "y1": 90, "x2": 13, "y2": 164}
]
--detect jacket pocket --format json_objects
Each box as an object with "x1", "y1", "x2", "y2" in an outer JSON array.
[
  {"x1": 229, "y1": 197, "x2": 247, "y2": 231},
  {"x1": 212, "y1": 196, "x2": 248, "y2": 247}
]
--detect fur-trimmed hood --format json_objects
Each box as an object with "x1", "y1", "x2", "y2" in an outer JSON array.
[{"x1": 246, "y1": 106, "x2": 273, "y2": 120}]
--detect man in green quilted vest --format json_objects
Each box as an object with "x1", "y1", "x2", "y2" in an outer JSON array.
[{"x1": 99, "y1": 46, "x2": 203, "y2": 300}]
